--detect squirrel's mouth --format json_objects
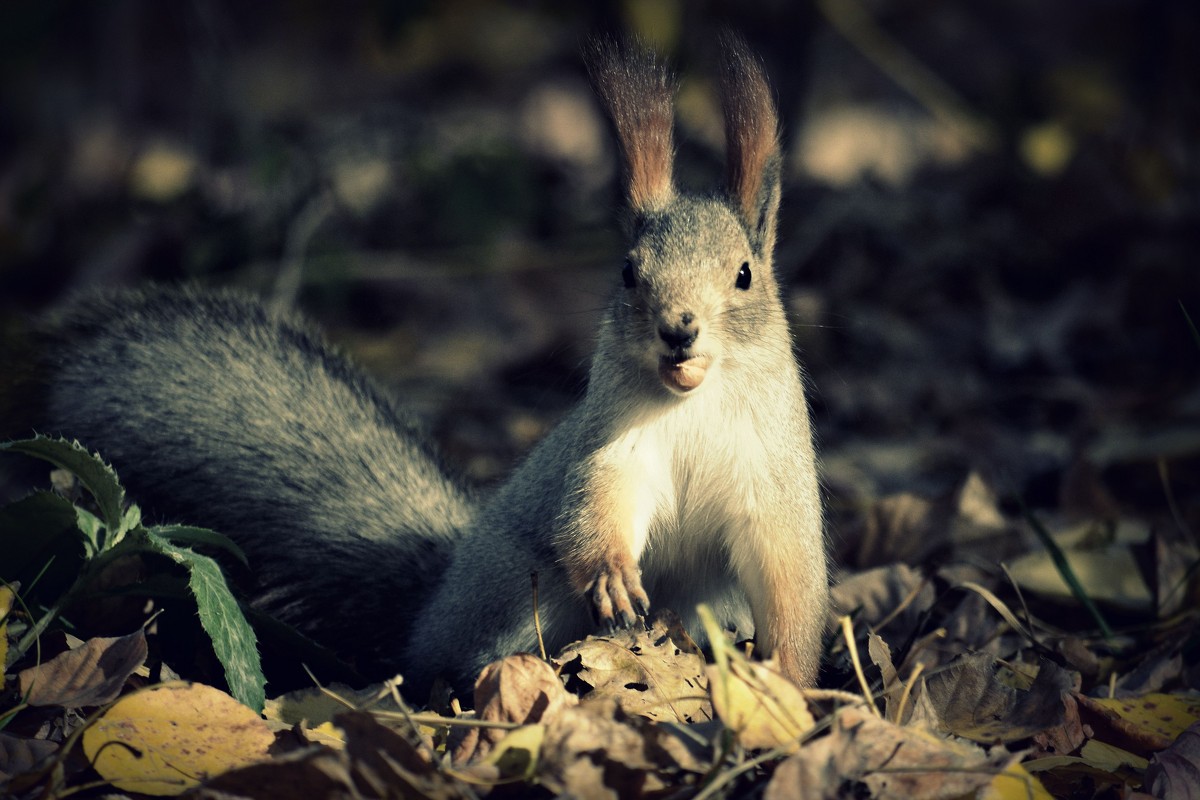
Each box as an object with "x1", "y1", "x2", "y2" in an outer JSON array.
[{"x1": 658, "y1": 354, "x2": 711, "y2": 393}]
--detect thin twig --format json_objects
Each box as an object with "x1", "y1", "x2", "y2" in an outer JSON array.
[
  {"x1": 840, "y1": 615, "x2": 880, "y2": 716},
  {"x1": 893, "y1": 662, "x2": 924, "y2": 725},
  {"x1": 531, "y1": 571, "x2": 547, "y2": 662}
]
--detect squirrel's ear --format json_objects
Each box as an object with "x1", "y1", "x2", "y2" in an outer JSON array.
[
  {"x1": 586, "y1": 37, "x2": 677, "y2": 216},
  {"x1": 720, "y1": 34, "x2": 781, "y2": 259}
]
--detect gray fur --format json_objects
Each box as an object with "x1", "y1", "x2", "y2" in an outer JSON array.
[{"x1": 35, "y1": 286, "x2": 473, "y2": 679}]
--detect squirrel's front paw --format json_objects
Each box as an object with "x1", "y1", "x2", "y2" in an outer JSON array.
[{"x1": 584, "y1": 558, "x2": 650, "y2": 630}]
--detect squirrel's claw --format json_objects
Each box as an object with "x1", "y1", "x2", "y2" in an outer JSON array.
[{"x1": 585, "y1": 559, "x2": 650, "y2": 632}]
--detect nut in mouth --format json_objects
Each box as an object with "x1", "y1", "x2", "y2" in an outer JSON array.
[{"x1": 658, "y1": 354, "x2": 710, "y2": 393}]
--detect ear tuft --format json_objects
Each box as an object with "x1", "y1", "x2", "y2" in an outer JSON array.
[
  {"x1": 586, "y1": 37, "x2": 677, "y2": 214},
  {"x1": 719, "y1": 33, "x2": 782, "y2": 257}
]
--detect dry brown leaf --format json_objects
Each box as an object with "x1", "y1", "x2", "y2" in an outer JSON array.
[
  {"x1": 913, "y1": 652, "x2": 1072, "y2": 742},
  {"x1": 539, "y1": 701, "x2": 677, "y2": 800},
  {"x1": 830, "y1": 563, "x2": 935, "y2": 642},
  {"x1": 555, "y1": 611, "x2": 709, "y2": 723},
  {"x1": 18, "y1": 629, "x2": 147, "y2": 707},
  {"x1": 337, "y1": 710, "x2": 471, "y2": 799},
  {"x1": 453, "y1": 653, "x2": 575, "y2": 764},
  {"x1": 851, "y1": 491, "x2": 947, "y2": 567},
  {"x1": 826, "y1": 706, "x2": 1027, "y2": 799},
  {"x1": 763, "y1": 742, "x2": 840, "y2": 800},
  {"x1": 1032, "y1": 690, "x2": 1087, "y2": 756},
  {"x1": 1143, "y1": 721, "x2": 1200, "y2": 800},
  {"x1": 868, "y1": 632, "x2": 900, "y2": 720},
  {"x1": 0, "y1": 731, "x2": 58, "y2": 783},
  {"x1": 1156, "y1": 531, "x2": 1200, "y2": 617},
  {"x1": 185, "y1": 746, "x2": 360, "y2": 799},
  {"x1": 190, "y1": 710, "x2": 471, "y2": 799}
]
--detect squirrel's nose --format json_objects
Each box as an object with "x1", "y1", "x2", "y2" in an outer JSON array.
[{"x1": 659, "y1": 318, "x2": 698, "y2": 350}]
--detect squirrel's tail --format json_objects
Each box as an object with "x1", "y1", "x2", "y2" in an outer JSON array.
[{"x1": 24, "y1": 285, "x2": 473, "y2": 679}]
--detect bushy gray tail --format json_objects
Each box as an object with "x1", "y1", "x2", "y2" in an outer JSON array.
[{"x1": 27, "y1": 285, "x2": 473, "y2": 679}]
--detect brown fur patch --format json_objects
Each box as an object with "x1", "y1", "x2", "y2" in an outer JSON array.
[
  {"x1": 586, "y1": 39, "x2": 676, "y2": 213},
  {"x1": 719, "y1": 34, "x2": 780, "y2": 227}
]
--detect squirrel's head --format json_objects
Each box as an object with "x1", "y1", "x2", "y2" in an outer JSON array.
[{"x1": 588, "y1": 35, "x2": 785, "y2": 397}]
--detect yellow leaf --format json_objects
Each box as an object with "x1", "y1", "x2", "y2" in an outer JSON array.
[
  {"x1": 1091, "y1": 693, "x2": 1200, "y2": 743},
  {"x1": 981, "y1": 762, "x2": 1054, "y2": 800},
  {"x1": 1080, "y1": 739, "x2": 1149, "y2": 772},
  {"x1": 306, "y1": 720, "x2": 347, "y2": 749},
  {"x1": 483, "y1": 724, "x2": 545, "y2": 780},
  {"x1": 82, "y1": 681, "x2": 273, "y2": 796},
  {"x1": 0, "y1": 585, "x2": 13, "y2": 688},
  {"x1": 707, "y1": 658, "x2": 815, "y2": 752}
]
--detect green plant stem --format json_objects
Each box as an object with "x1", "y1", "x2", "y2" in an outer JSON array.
[
  {"x1": 9, "y1": 551, "x2": 109, "y2": 666},
  {"x1": 1019, "y1": 502, "x2": 1114, "y2": 639},
  {"x1": 12, "y1": 591, "x2": 71, "y2": 666}
]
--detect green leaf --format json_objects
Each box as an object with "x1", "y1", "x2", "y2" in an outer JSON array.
[
  {"x1": 0, "y1": 436, "x2": 127, "y2": 549},
  {"x1": 152, "y1": 525, "x2": 250, "y2": 568},
  {"x1": 0, "y1": 491, "x2": 87, "y2": 602},
  {"x1": 74, "y1": 507, "x2": 103, "y2": 557},
  {"x1": 138, "y1": 530, "x2": 266, "y2": 712}
]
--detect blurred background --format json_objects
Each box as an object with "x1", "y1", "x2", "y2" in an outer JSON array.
[{"x1": 2, "y1": 0, "x2": 1198, "y2": 562}]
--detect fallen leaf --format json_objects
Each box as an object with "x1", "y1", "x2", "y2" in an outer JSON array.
[
  {"x1": 453, "y1": 653, "x2": 575, "y2": 764},
  {"x1": 539, "y1": 702, "x2": 661, "y2": 799},
  {"x1": 264, "y1": 681, "x2": 404, "y2": 727},
  {"x1": 1005, "y1": 516, "x2": 1152, "y2": 612},
  {"x1": 979, "y1": 762, "x2": 1055, "y2": 800},
  {"x1": 0, "y1": 585, "x2": 12, "y2": 688},
  {"x1": 19, "y1": 629, "x2": 147, "y2": 707},
  {"x1": 868, "y1": 632, "x2": 901, "y2": 721},
  {"x1": 555, "y1": 611, "x2": 709, "y2": 724},
  {"x1": 914, "y1": 652, "x2": 1072, "y2": 742},
  {"x1": 0, "y1": 731, "x2": 58, "y2": 782},
  {"x1": 482, "y1": 724, "x2": 544, "y2": 781},
  {"x1": 1156, "y1": 531, "x2": 1200, "y2": 617},
  {"x1": 781, "y1": 705, "x2": 1029, "y2": 800},
  {"x1": 185, "y1": 744, "x2": 359, "y2": 799},
  {"x1": 852, "y1": 491, "x2": 947, "y2": 566},
  {"x1": 82, "y1": 681, "x2": 273, "y2": 796},
  {"x1": 1143, "y1": 721, "x2": 1200, "y2": 800},
  {"x1": 763, "y1": 743, "x2": 837, "y2": 800},
  {"x1": 830, "y1": 564, "x2": 936, "y2": 646},
  {"x1": 1033, "y1": 690, "x2": 1087, "y2": 756},
  {"x1": 707, "y1": 658, "x2": 815, "y2": 752},
  {"x1": 1075, "y1": 691, "x2": 1200, "y2": 753},
  {"x1": 1079, "y1": 739, "x2": 1149, "y2": 772},
  {"x1": 336, "y1": 710, "x2": 471, "y2": 799}
]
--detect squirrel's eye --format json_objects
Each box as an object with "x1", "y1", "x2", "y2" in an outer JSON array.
[
  {"x1": 736, "y1": 262, "x2": 752, "y2": 290},
  {"x1": 622, "y1": 259, "x2": 637, "y2": 289}
]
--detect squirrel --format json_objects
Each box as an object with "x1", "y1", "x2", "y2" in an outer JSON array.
[{"x1": 17, "y1": 36, "x2": 828, "y2": 698}]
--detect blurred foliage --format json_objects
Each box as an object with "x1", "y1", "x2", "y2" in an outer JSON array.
[{"x1": 0, "y1": 0, "x2": 1197, "y2": 508}]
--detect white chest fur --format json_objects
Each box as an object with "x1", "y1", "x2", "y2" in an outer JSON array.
[{"x1": 612, "y1": 382, "x2": 768, "y2": 563}]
